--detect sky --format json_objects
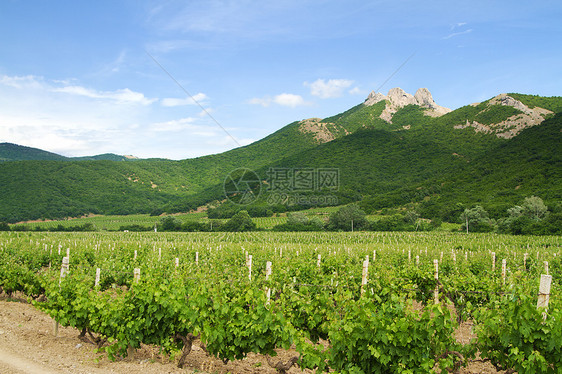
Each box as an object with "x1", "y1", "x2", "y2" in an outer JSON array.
[{"x1": 0, "y1": 0, "x2": 561, "y2": 159}]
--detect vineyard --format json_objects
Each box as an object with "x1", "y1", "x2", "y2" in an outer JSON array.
[{"x1": 1, "y1": 231, "x2": 561, "y2": 373}]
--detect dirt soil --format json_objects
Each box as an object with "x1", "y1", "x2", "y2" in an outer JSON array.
[{"x1": 0, "y1": 299, "x2": 504, "y2": 374}]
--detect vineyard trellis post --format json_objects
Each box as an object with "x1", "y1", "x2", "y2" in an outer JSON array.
[
  {"x1": 248, "y1": 255, "x2": 252, "y2": 281},
  {"x1": 537, "y1": 274, "x2": 552, "y2": 321},
  {"x1": 54, "y1": 256, "x2": 70, "y2": 337},
  {"x1": 265, "y1": 261, "x2": 272, "y2": 304},
  {"x1": 361, "y1": 257, "x2": 369, "y2": 295},
  {"x1": 501, "y1": 259, "x2": 507, "y2": 285},
  {"x1": 433, "y1": 259, "x2": 439, "y2": 304}
]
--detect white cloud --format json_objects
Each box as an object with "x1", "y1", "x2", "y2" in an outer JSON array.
[
  {"x1": 348, "y1": 86, "x2": 363, "y2": 95},
  {"x1": 0, "y1": 74, "x2": 44, "y2": 89},
  {"x1": 443, "y1": 28, "x2": 473, "y2": 40},
  {"x1": 0, "y1": 74, "x2": 159, "y2": 156},
  {"x1": 0, "y1": 73, "x2": 237, "y2": 159},
  {"x1": 53, "y1": 86, "x2": 156, "y2": 105},
  {"x1": 451, "y1": 22, "x2": 467, "y2": 30},
  {"x1": 161, "y1": 93, "x2": 208, "y2": 107},
  {"x1": 248, "y1": 96, "x2": 272, "y2": 107},
  {"x1": 305, "y1": 79, "x2": 354, "y2": 99},
  {"x1": 249, "y1": 93, "x2": 307, "y2": 108},
  {"x1": 273, "y1": 93, "x2": 306, "y2": 107}
]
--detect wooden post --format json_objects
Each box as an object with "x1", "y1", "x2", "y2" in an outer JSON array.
[
  {"x1": 544, "y1": 261, "x2": 549, "y2": 275},
  {"x1": 175, "y1": 257, "x2": 179, "y2": 267},
  {"x1": 265, "y1": 261, "x2": 272, "y2": 304},
  {"x1": 537, "y1": 274, "x2": 552, "y2": 310},
  {"x1": 434, "y1": 259, "x2": 439, "y2": 304},
  {"x1": 95, "y1": 268, "x2": 101, "y2": 287},
  {"x1": 195, "y1": 251, "x2": 199, "y2": 265},
  {"x1": 54, "y1": 257, "x2": 70, "y2": 336},
  {"x1": 408, "y1": 249, "x2": 411, "y2": 262},
  {"x1": 416, "y1": 255, "x2": 420, "y2": 266},
  {"x1": 134, "y1": 250, "x2": 137, "y2": 260},
  {"x1": 491, "y1": 252, "x2": 496, "y2": 272},
  {"x1": 59, "y1": 257, "x2": 69, "y2": 284},
  {"x1": 317, "y1": 254, "x2": 321, "y2": 268},
  {"x1": 502, "y1": 259, "x2": 507, "y2": 285},
  {"x1": 158, "y1": 248, "x2": 161, "y2": 261},
  {"x1": 248, "y1": 255, "x2": 252, "y2": 281},
  {"x1": 133, "y1": 268, "x2": 141, "y2": 283},
  {"x1": 361, "y1": 259, "x2": 369, "y2": 295},
  {"x1": 373, "y1": 249, "x2": 376, "y2": 262}
]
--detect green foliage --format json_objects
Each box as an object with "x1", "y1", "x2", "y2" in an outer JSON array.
[
  {"x1": 473, "y1": 105, "x2": 522, "y2": 125},
  {"x1": 222, "y1": 210, "x2": 256, "y2": 232},
  {"x1": 508, "y1": 93, "x2": 562, "y2": 113},
  {"x1": 497, "y1": 196, "x2": 561, "y2": 235},
  {"x1": 520, "y1": 196, "x2": 549, "y2": 221},
  {"x1": 328, "y1": 204, "x2": 368, "y2": 231},
  {"x1": 272, "y1": 212, "x2": 325, "y2": 232},
  {"x1": 320, "y1": 298, "x2": 460, "y2": 373},
  {"x1": 371, "y1": 213, "x2": 435, "y2": 232},
  {"x1": 460, "y1": 206, "x2": 495, "y2": 233},
  {"x1": 159, "y1": 216, "x2": 182, "y2": 231},
  {"x1": 474, "y1": 291, "x2": 562, "y2": 373},
  {"x1": 2, "y1": 230, "x2": 562, "y2": 373}
]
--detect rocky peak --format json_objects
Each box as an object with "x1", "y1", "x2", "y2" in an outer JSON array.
[
  {"x1": 414, "y1": 88, "x2": 436, "y2": 109},
  {"x1": 364, "y1": 91, "x2": 387, "y2": 106},
  {"x1": 387, "y1": 87, "x2": 417, "y2": 107},
  {"x1": 364, "y1": 87, "x2": 451, "y2": 121}
]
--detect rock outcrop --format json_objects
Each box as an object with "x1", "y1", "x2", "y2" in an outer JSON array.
[
  {"x1": 456, "y1": 94, "x2": 553, "y2": 138},
  {"x1": 364, "y1": 87, "x2": 451, "y2": 122}
]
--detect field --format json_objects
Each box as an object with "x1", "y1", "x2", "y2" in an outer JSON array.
[{"x1": 1, "y1": 231, "x2": 561, "y2": 373}]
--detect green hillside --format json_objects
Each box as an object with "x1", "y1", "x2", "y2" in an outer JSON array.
[
  {"x1": 0, "y1": 91, "x2": 561, "y2": 223},
  {"x1": 0, "y1": 118, "x2": 323, "y2": 222},
  {"x1": 0, "y1": 142, "x2": 137, "y2": 162},
  {"x1": 0, "y1": 142, "x2": 68, "y2": 161}
]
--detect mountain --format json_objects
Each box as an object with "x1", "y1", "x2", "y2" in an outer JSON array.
[
  {"x1": 0, "y1": 143, "x2": 68, "y2": 161},
  {"x1": 0, "y1": 143, "x2": 138, "y2": 162},
  {"x1": 0, "y1": 89, "x2": 560, "y2": 223}
]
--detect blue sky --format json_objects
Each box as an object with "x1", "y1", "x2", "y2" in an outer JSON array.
[{"x1": 1, "y1": 0, "x2": 560, "y2": 159}]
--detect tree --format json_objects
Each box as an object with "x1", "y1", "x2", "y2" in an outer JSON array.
[
  {"x1": 498, "y1": 196, "x2": 554, "y2": 235},
  {"x1": 460, "y1": 206, "x2": 494, "y2": 233},
  {"x1": 287, "y1": 212, "x2": 309, "y2": 226},
  {"x1": 222, "y1": 210, "x2": 256, "y2": 232},
  {"x1": 328, "y1": 204, "x2": 368, "y2": 231},
  {"x1": 159, "y1": 216, "x2": 182, "y2": 231},
  {"x1": 520, "y1": 196, "x2": 548, "y2": 221},
  {"x1": 404, "y1": 209, "x2": 421, "y2": 231}
]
